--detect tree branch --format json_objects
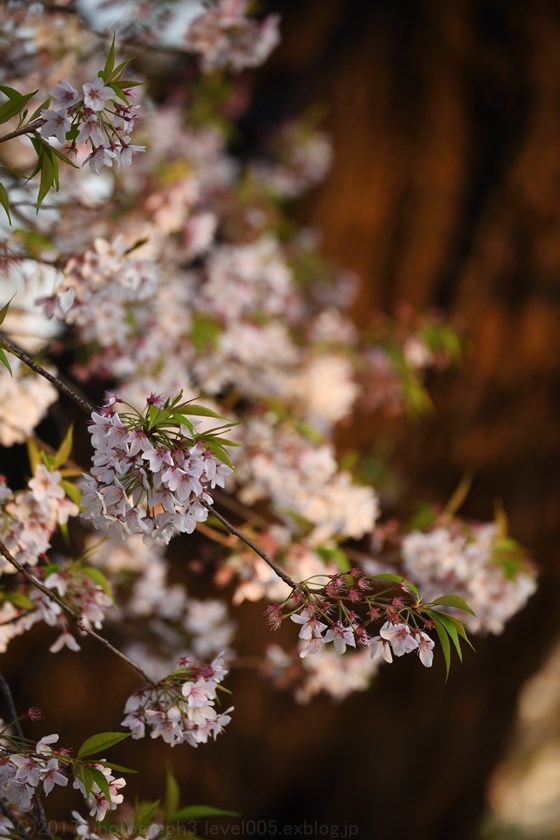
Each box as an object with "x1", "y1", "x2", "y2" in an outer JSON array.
[
  {"x1": 0, "y1": 541, "x2": 154, "y2": 685},
  {"x1": 0, "y1": 122, "x2": 43, "y2": 146},
  {"x1": 203, "y1": 503, "x2": 300, "y2": 591},
  {"x1": 0, "y1": 331, "x2": 95, "y2": 415}
]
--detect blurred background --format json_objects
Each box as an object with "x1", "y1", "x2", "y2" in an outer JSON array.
[{"x1": 4, "y1": 0, "x2": 560, "y2": 837}]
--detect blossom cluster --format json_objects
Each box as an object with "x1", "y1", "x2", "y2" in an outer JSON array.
[
  {"x1": 39, "y1": 77, "x2": 144, "y2": 174},
  {"x1": 266, "y1": 568, "x2": 440, "y2": 669},
  {"x1": 39, "y1": 236, "x2": 159, "y2": 348},
  {"x1": 0, "y1": 732, "x2": 68, "y2": 813},
  {"x1": 0, "y1": 728, "x2": 125, "y2": 822},
  {"x1": 401, "y1": 522, "x2": 537, "y2": 634},
  {"x1": 122, "y1": 654, "x2": 232, "y2": 747},
  {"x1": 81, "y1": 394, "x2": 233, "y2": 544},
  {"x1": 184, "y1": 0, "x2": 280, "y2": 73},
  {"x1": 0, "y1": 465, "x2": 78, "y2": 573}
]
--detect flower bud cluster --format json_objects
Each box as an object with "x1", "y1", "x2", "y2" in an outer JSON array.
[
  {"x1": 122, "y1": 654, "x2": 232, "y2": 747},
  {"x1": 39, "y1": 77, "x2": 144, "y2": 173},
  {"x1": 267, "y1": 569, "x2": 441, "y2": 669},
  {"x1": 81, "y1": 393, "x2": 233, "y2": 544}
]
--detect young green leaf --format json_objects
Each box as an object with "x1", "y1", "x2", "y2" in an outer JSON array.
[
  {"x1": 77, "y1": 731, "x2": 130, "y2": 758},
  {"x1": 3, "y1": 591, "x2": 34, "y2": 610},
  {"x1": 36, "y1": 147, "x2": 55, "y2": 211},
  {"x1": 88, "y1": 766, "x2": 112, "y2": 803},
  {"x1": 102, "y1": 33, "x2": 117, "y2": 80},
  {"x1": 430, "y1": 614, "x2": 451, "y2": 681},
  {"x1": 59, "y1": 479, "x2": 81, "y2": 506},
  {"x1": 370, "y1": 573, "x2": 405, "y2": 585},
  {"x1": 102, "y1": 761, "x2": 138, "y2": 774},
  {"x1": 134, "y1": 800, "x2": 161, "y2": 833},
  {"x1": 164, "y1": 763, "x2": 180, "y2": 823},
  {"x1": 82, "y1": 566, "x2": 113, "y2": 598},
  {"x1": 0, "y1": 89, "x2": 38, "y2": 125},
  {"x1": 431, "y1": 611, "x2": 462, "y2": 662},
  {"x1": 204, "y1": 440, "x2": 234, "y2": 470},
  {"x1": 0, "y1": 347, "x2": 12, "y2": 376},
  {"x1": 0, "y1": 182, "x2": 11, "y2": 224},
  {"x1": 169, "y1": 805, "x2": 240, "y2": 823},
  {"x1": 430, "y1": 594, "x2": 476, "y2": 617},
  {"x1": 0, "y1": 293, "x2": 15, "y2": 326},
  {"x1": 52, "y1": 424, "x2": 74, "y2": 469}
]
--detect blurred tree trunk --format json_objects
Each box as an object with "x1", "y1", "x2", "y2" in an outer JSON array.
[
  {"x1": 244, "y1": 0, "x2": 560, "y2": 836},
  {"x1": 4, "y1": 3, "x2": 560, "y2": 838}
]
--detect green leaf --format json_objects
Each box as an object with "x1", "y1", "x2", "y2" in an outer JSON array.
[
  {"x1": 102, "y1": 761, "x2": 138, "y2": 774},
  {"x1": 49, "y1": 143, "x2": 79, "y2": 169},
  {"x1": 82, "y1": 566, "x2": 112, "y2": 598},
  {"x1": 3, "y1": 591, "x2": 33, "y2": 610},
  {"x1": 147, "y1": 403, "x2": 161, "y2": 431},
  {"x1": 0, "y1": 347, "x2": 12, "y2": 376},
  {"x1": 433, "y1": 610, "x2": 475, "y2": 651},
  {"x1": 204, "y1": 440, "x2": 234, "y2": 470},
  {"x1": 430, "y1": 614, "x2": 451, "y2": 681},
  {"x1": 316, "y1": 546, "x2": 350, "y2": 572},
  {"x1": 0, "y1": 89, "x2": 37, "y2": 125},
  {"x1": 174, "y1": 403, "x2": 226, "y2": 420},
  {"x1": 164, "y1": 763, "x2": 180, "y2": 823},
  {"x1": 134, "y1": 800, "x2": 161, "y2": 832},
  {"x1": 0, "y1": 293, "x2": 15, "y2": 326},
  {"x1": 108, "y1": 83, "x2": 130, "y2": 104},
  {"x1": 431, "y1": 611, "x2": 462, "y2": 662},
  {"x1": 0, "y1": 182, "x2": 11, "y2": 224},
  {"x1": 102, "y1": 33, "x2": 117, "y2": 80},
  {"x1": 59, "y1": 479, "x2": 81, "y2": 506},
  {"x1": 444, "y1": 473, "x2": 474, "y2": 517},
  {"x1": 52, "y1": 424, "x2": 74, "y2": 469},
  {"x1": 78, "y1": 731, "x2": 130, "y2": 758},
  {"x1": 28, "y1": 96, "x2": 51, "y2": 124},
  {"x1": 76, "y1": 765, "x2": 94, "y2": 798},
  {"x1": 36, "y1": 147, "x2": 54, "y2": 211},
  {"x1": 430, "y1": 594, "x2": 476, "y2": 617},
  {"x1": 108, "y1": 58, "x2": 134, "y2": 83},
  {"x1": 370, "y1": 573, "x2": 405, "y2": 585},
  {"x1": 170, "y1": 806, "x2": 240, "y2": 823},
  {"x1": 88, "y1": 766, "x2": 112, "y2": 804}
]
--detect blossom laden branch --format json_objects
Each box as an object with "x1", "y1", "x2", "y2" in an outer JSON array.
[{"x1": 0, "y1": 539, "x2": 153, "y2": 684}]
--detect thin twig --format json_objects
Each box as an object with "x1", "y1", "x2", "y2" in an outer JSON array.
[
  {"x1": 0, "y1": 122, "x2": 42, "y2": 146},
  {"x1": 0, "y1": 540, "x2": 153, "y2": 684},
  {"x1": 0, "y1": 331, "x2": 95, "y2": 415},
  {"x1": 204, "y1": 503, "x2": 299, "y2": 591},
  {"x1": 0, "y1": 673, "x2": 51, "y2": 840}
]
